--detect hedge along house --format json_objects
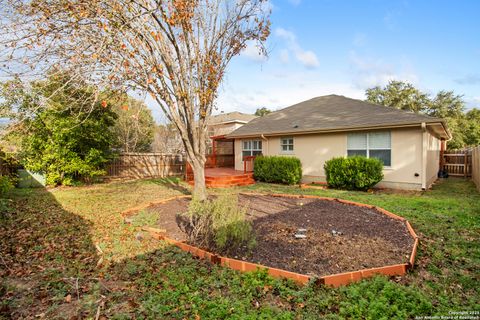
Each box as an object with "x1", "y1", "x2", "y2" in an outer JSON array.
[{"x1": 226, "y1": 95, "x2": 452, "y2": 190}]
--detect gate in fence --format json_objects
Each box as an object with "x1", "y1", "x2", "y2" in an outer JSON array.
[{"x1": 442, "y1": 150, "x2": 472, "y2": 178}]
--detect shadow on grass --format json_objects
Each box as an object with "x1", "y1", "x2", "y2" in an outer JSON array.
[
  {"x1": 147, "y1": 177, "x2": 191, "y2": 195},
  {"x1": 0, "y1": 186, "x2": 307, "y2": 318},
  {"x1": 0, "y1": 187, "x2": 98, "y2": 318}
]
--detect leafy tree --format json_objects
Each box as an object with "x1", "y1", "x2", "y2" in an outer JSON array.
[
  {"x1": 254, "y1": 107, "x2": 272, "y2": 117},
  {"x1": 428, "y1": 90, "x2": 465, "y2": 119},
  {"x1": 1, "y1": 73, "x2": 118, "y2": 186},
  {"x1": 366, "y1": 80, "x2": 430, "y2": 113},
  {"x1": 426, "y1": 90, "x2": 467, "y2": 149},
  {"x1": 112, "y1": 97, "x2": 155, "y2": 153},
  {"x1": 464, "y1": 108, "x2": 480, "y2": 146},
  {"x1": 1, "y1": 0, "x2": 271, "y2": 200},
  {"x1": 365, "y1": 80, "x2": 480, "y2": 149}
]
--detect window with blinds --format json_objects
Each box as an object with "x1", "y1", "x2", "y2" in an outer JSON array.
[{"x1": 347, "y1": 131, "x2": 391, "y2": 166}]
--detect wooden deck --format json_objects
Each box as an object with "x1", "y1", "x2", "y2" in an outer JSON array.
[{"x1": 186, "y1": 167, "x2": 255, "y2": 188}]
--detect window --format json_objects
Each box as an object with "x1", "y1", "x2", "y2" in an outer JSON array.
[
  {"x1": 242, "y1": 140, "x2": 262, "y2": 158},
  {"x1": 280, "y1": 137, "x2": 294, "y2": 153},
  {"x1": 347, "y1": 131, "x2": 391, "y2": 166}
]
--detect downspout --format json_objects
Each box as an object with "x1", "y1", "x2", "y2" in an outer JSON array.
[
  {"x1": 421, "y1": 123, "x2": 427, "y2": 190},
  {"x1": 261, "y1": 134, "x2": 268, "y2": 155}
]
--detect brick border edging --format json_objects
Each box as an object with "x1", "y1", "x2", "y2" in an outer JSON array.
[{"x1": 121, "y1": 193, "x2": 419, "y2": 287}]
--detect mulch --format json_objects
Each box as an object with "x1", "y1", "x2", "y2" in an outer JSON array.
[{"x1": 144, "y1": 194, "x2": 413, "y2": 277}]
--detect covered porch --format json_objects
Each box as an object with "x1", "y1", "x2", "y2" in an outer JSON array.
[{"x1": 186, "y1": 135, "x2": 255, "y2": 188}]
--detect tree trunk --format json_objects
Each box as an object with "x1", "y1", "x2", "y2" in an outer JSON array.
[{"x1": 191, "y1": 159, "x2": 207, "y2": 201}]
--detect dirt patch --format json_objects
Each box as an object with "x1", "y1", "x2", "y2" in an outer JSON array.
[{"x1": 145, "y1": 194, "x2": 413, "y2": 277}]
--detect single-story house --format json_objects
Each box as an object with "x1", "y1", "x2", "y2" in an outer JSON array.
[{"x1": 226, "y1": 95, "x2": 451, "y2": 190}]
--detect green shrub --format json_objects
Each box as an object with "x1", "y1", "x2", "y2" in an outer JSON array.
[
  {"x1": 0, "y1": 175, "x2": 14, "y2": 196},
  {"x1": 177, "y1": 195, "x2": 256, "y2": 254},
  {"x1": 324, "y1": 156, "x2": 383, "y2": 191},
  {"x1": 254, "y1": 156, "x2": 302, "y2": 185}
]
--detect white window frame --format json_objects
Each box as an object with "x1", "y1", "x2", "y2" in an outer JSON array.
[
  {"x1": 347, "y1": 131, "x2": 392, "y2": 167},
  {"x1": 242, "y1": 139, "x2": 262, "y2": 158},
  {"x1": 280, "y1": 136, "x2": 294, "y2": 154}
]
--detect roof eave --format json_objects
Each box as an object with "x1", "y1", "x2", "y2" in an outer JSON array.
[{"x1": 227, "y1": 121, "x2": 449, "y2": 139}]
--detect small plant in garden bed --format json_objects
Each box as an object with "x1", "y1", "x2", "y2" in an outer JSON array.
[
  {"x1": 324, "y1": 156, "x2": 384, "y2": 191},
  {"x1": 177, "y1": 194, "x2": 256, "y2": 255},
  {"x1": 254, "y1": 155, "x2": 302, "y2": 185}
]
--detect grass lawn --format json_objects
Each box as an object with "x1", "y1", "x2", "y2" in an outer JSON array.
[{"x1": 1, "y1": 177, "x2": 479, "y2": 319}]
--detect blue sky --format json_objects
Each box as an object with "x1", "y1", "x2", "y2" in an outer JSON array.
[
  {"x1": 2, "y1": 1, "x2": 478, "y2": 123},
  {"x1": 186, "y1": 0, "x2": 479, "y2": 120}
]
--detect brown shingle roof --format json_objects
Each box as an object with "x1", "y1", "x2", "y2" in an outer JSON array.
[
  {"x1": 227, "y1": 95, "x2": 449, "y2": 138},
  {"x1": 208, "y1": 111, "x2": 257, "y2": 125}
]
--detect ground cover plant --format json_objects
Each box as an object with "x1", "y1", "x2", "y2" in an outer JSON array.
[{"x1": 0, "y1": 178, "x2": 478, "y2": 318}]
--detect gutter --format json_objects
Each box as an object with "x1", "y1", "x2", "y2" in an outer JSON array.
[
  {"x1": 227, "y1": 121, "x2": 449, "y2": 140},
  {"x1": 261, "y1": 134, "x2": 268, "y2": 154},
  {"x1": 421, "y1": 122, "x2": 427, "y2": 190}
]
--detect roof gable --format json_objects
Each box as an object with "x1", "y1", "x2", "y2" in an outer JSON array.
[{"x1": 208, "y1": 111, "x2": 257, "y2": 125}]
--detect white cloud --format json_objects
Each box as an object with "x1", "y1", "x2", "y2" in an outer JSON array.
[
  {"x1": 275, "y1": 28, "x2": 296, "y2": 42},
  {"x1": 296, "y1": 50, "x2": 319, "y2": 69},
  {"x1": 275, "y1": 27, "x2": 320, "y2": 69},
  {"x1": 240, "y1": 41, "x2": 267, "y2": 62},
  {"x1": 216, "y1": 73, "x2": 364, "y2": 114},
  {"x1": 454, "y1": 74, "x2": 480, "y2": 85},
  {"x1": 279, "y1": 49, "x2": 290, "y2": 64},
  {"x1": 465, "y1": 96, "x2": 480, "y2": 110},
  {"x1": 348, "y1": 51, "x2": 418, "y2": 89}
]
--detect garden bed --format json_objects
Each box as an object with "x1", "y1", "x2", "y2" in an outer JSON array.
[{"x1": 144, "y1": 194, "x2": 414, "y2": 277}]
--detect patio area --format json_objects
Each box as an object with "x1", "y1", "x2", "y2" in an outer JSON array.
[{"x1": 186, "y1": 167, "x2": 255, "y2": 188}]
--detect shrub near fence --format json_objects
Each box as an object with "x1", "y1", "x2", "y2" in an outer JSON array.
[
  {"x1": 106, "y1": 153, "x2": 184, "y2": 179},
  {"x1": 473, "y1": 146, "x2": 480, "y2": 192}
]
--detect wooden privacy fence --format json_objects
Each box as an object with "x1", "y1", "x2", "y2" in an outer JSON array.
[
  {"x1": 106, "y1": 153, "x2": 185, "y2": 179},
  {"x1": 472, "y1": 146, "x2": 480, "y2": 191},
  {"x1": 442, "y1": 150, "x2": 472, "y2": 178}
]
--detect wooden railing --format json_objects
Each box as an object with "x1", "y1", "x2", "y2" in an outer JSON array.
[
  {"x1": 243, "y1": 156, "x2": 256, "y2": 173},
  {"x1": 205, "y1": 154, "x2": 235, "y2": 168},
  {"x1": 442, "y1": 151, "x2": 472, "y2": 177},
  {"x1": 185, "y1": 154, "x2": 235, "y2": 180}
]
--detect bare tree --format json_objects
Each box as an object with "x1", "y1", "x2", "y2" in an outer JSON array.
[
  {"x1": 0, "y1": 0, "x2": 270, "y2": 200},
  {"x1": 152, "y1": 123, "x2": 184, "y2": 153},
  {"x1": 112, "y1": 97, "x2": 156, "y2": 153}
]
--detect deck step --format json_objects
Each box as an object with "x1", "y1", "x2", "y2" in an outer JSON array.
[{"x1": 187, "y1": 175, "x2": 255, "y2": 187}]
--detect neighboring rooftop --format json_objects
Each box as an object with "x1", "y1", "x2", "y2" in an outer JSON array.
[
  {"x1": 208, "y1": 111, "x2": 257, "y2": 125},
  {"x1": 227, "y1": 95, "x2": 450, "y2": 139}
]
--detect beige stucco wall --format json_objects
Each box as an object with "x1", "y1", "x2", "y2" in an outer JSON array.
[
  {"x1": 209, "y1": 122, "x2": 243, "y2": 137},
  {"x1": 234, "y1": 127, "x2": 437, "y2": 190},
  {"x1": 425, "y1": 130, "x2": 441, "y2": 188}
]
